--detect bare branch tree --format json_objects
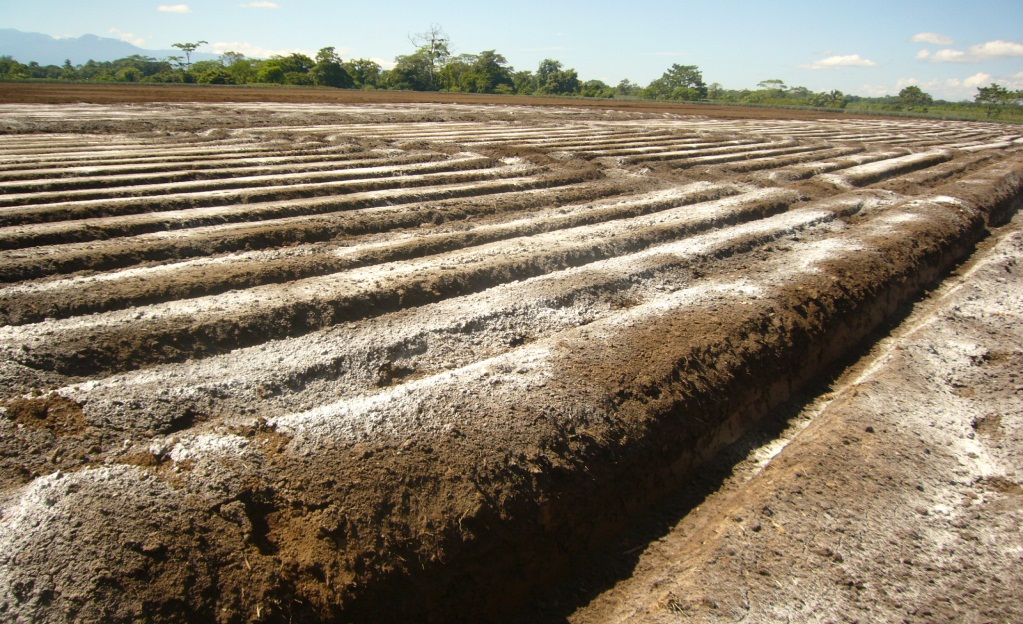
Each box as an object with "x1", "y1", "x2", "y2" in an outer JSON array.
[
  {"x1": 171, "y1": 40, "x2": 208, "y2": 70},
  {"x1": 407, "y1": 24, "x2": 450, "y2": 89}
]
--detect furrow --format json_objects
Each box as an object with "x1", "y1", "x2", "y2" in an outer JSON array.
[
  {"x1": 0, "y1": 140, "x2": 277, "y2": 165},
  {"x1": 42, "y1": 193, "x2": 893, "y2": 439},
  {"x1": 503, "y1": 132, "x2": 682, "y2": 149},
  {"x1": 708, "y1": 146, "x2": 865, "y2": 173},
  {"x1": 0, "y1": 152, "x2": 443, "y2": 192},
  {"x1": 668, "y1": 143, "x2": 834, "y2": 168},
  {"x1": 754, "y1": 149, "x2": 912, "y2": 183},
  {"x1": 0, "y1": 146, "x2": 342, "y2": 173},
  {"x1": 0, "y1": 161, "x2": 541, "y2": 249},
  {"x1": 0, "y1": 184, "x2": 979, "y2": 623},
  {"x1": 0, "y1": 170, "x2": 606, "y2": 283},
  {"x1": 0, "y1": 183, "x2": 741, "y2": 324},
  {"x1": 817, "y1": 149, "x2": 955, "y2": 188},
  {"x1": 0, "y1": 187, "x2": 802, "y2": 375},
  {"x1": 0, "y1": 154, "x2": 498, "y2": 209},
  {"x1": 265, "y1": 192, "x2": 955, "y2": 449},
  {"x1": 614, "y1": 138, "x2": 777, "y2": 159},
  {"x1": 622, "y1": 139, "x2": 800, "y2": 164}
]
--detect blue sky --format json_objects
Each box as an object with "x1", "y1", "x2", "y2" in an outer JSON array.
[{"x1": 2, "y1": 0, "x2": 1022, "y2": 100}]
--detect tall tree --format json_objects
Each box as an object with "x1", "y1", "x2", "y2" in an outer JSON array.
[
  {"x1": 404, "y1": 24, "x2": 450, "y2": 91},
  {"x1": 388, "y1": 47, "x2": 438, "y2": 90},
  {"x1": 512, "y1": 70, "x2": 536, "y2": 95},
  {"x1": 311, "y1": 47, "x2": 354, "y2": 88},
  {"x1": 974, "y1": 83, "x2": 1021, "y2": 116},
  {"x1": 171, "y1": 41, "x2": 207, "y2": 70},
  {"x1": 809, "y1": 89, "x2": 847, "y2": 108},
  {"x1": 343, "y1": 59, "x2": 382, "y2": 89},
  {"x1": 644, "y1": 64, "x2": 707, "y2": 101},
  {"x1": 219, "y1": 51, "x2": 245, "y2": 67},
  {"x1": 452, "y1": 50, "x2": 513, "y2": 93},
  {"x1": 256, "y1": 53, "x2": 315, "y2": 85},
  {"x1": 581, "y1": 79, "x2": 614, "y2": 98},
  {"x1": 534, "y1": 59, "x2": 580, "y2": 95},
  {"x1": 757, "y1": 79, "x2": 787, "y2": 92},
  {"x1": 616, "y1": 79, "x2": 641, "y2": 97},
  {"x1": 899, "y1": 85, "x2": 933, "y2": 107},
  {"x1": 438, "y1": 54, "x2": 474, "y2": 91},
  {"x1": 219, "y1": 52, "x2": 257, "y2": 84}
]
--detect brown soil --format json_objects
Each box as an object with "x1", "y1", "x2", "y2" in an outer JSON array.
[
  {"x1": 0, "y1": 82, "x2": 859, "y2": 120},
  {"x1": 3, "y1": 393, "x2": 85, "y2": 434},
  {"x1": 554, "y1": 210, "x2": 1023, "y2": 624},
  {"x1": 0, "y1": 83, "x2": 1020, "y2": 623}
]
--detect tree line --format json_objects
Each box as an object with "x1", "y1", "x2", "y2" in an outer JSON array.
[
  {"x1": 0, "y1": 40, "x2": 707, "y2": 102},
  {"x1": 2, "y1": 29, "x2": 1022, "y2": 119}
]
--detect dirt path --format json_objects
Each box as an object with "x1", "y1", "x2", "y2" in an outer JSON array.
[{"x1": 561, "y1": 210, "x2": 1023, "y2": 624}]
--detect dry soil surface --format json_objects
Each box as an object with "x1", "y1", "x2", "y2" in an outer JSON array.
[
  {"x1": 0, "y1": 86, "x2": 1020, "y2": 623},
  {"x1": 531, "y1": 210, "x2": 1023, "y2": 624}
]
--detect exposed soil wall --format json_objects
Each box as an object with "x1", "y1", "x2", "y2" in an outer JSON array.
[{"x1": 564, "y1": 205, "x2": 1023, "y2": 624}]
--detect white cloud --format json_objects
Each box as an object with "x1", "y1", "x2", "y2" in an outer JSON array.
[
  {"x1": 935, "y1": 72, "x2": 993, "y2": 96},
  {"x1": 963, "y1": 72, "x2": 993, "y2": 88},
  {"x1": 210, "y1": 41, "x2": 316, "y2": 59},
  {"x1": 915, "y1": 49, "x2": 931, "y2": 60},
  {"x1": 158, "y1": 4, "x2": 192, "y2": 13},
  {"x1": 892, "y1": 72, "x2": 1019, "y2": 101},
  {"x1": 800, "y1": 54, "x2": 878, "y2": 70},
  {"x1": 911, "y1": 32, "x2": 954, "y2": 46},
  {"x1": 108, "y1": 28, "x2": 147, "y2": 47},
  {"x1": 926, "y1": 39, "x2": 1023, "y2": 62},
  {"x1": 969, "y1": 40, "x2": 1023, "y2": 58},
  {"x1": 240, "y1": 1, "x2": 279, "y2": 7},
  {"x1": 858, "y1": 84, "x2": 892, "y2": 97},
  {"x1": 931, "y1": 48, "x2": 966, "y2": 62},
  {"x1": 891, "y1": 78, "x2": 950, "y2": 100}
]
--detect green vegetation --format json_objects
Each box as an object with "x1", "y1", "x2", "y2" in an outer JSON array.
[
  {"x1": 2, "y1": 30, "x2": 1023, "y2": 122},
  {"x1": 644, "y1": 64, "x2": 707, "y2": 101},
  {"x1": 705, "y1": 80, "x2": 1023, "y2": 122}
]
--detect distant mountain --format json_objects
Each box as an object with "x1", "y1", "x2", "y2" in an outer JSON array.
[{"x1": 0, "y1": 29, "x2": 219, "y2": 66}]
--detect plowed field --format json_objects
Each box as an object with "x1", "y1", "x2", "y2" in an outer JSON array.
[{"x1": 0, "y1": 90, "x2": 1021, "y2": 623}]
